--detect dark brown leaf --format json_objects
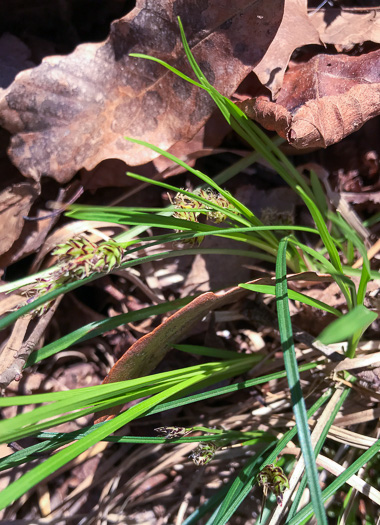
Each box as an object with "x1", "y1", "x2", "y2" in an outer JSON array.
[{"x1": 0, "y1": 0, "x2": 320, "y2": 183}]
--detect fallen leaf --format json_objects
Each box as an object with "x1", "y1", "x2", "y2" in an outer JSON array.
[
  {"x1": 95, "y1": 285, "x2": 248, "y2": 422},
  {"x1": 0, "y1": 181, "x2": 40, "y2": 256},
  {"x1": 0, "y1": 181, "x2": 82, "y2": 268},
  {"x1": 254, "y1": 0, "x2": 319, "y2": 96},
  {"x1": 310, "y1": 8, "x2": 380, "y2": 51},
  {"x1": 95, "y1": 270, "x2": 333, "y2": 422},
  {"x1": 80, "y1": 111, "x2": 230, "y2": 191},
  {"x1": 0, "y1": 0, "x2": 319, "y2": 183},
  {"x1": 0, "y1": 208, "x2": 53, "y2": 268},
  {"x1": 237, "y1": 48, "x2": 380, "y2": 149}
]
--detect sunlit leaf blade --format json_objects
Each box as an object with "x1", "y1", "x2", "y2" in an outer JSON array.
[
  {"x1": 317, "y1": 304, "x2": 377, "y2": 345},
  {"x1": 0, "y1": 374, "x2": 206, "y2": 511},
  {"x1": 240, "y1": 283, "x2": 341, "y2": 317},
  {"x1": 275, "y1": 238, "x2": 327, "y2": 525},
  {"x1": 27, "y1": 297, "x2": 191, "y2": 365},
  {"x1": 288, "y1": 436, "x2": 380, "y2": 525},
  {"x1": 201, "y1": 392, "x2": 331, "y2": 525}
]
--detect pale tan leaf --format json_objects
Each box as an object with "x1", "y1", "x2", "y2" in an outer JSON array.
[{"x1": 310, "y1": 8, "x2": 380, "y2": 51}]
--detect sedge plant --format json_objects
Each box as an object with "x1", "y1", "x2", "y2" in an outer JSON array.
[{"x1": 0, "y1": 17, "x2": 379, "y2": 524}]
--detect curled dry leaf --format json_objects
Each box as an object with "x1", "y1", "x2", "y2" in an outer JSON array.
[
  {"x1": 237, "y1": 48, "x2": 380, "y2": 149},
  {"x1": 95, "y1": 270, "x2": 333, "y2": 422},
  {"x1": 310, "y1": 8, "x2": 380, "y2": 51},
  {"x1": 0, "y1": 0, "x2": 320, "y2": 183},
  {"x1": 95, "y1": 285, "x2": 247, "y2": 422}
]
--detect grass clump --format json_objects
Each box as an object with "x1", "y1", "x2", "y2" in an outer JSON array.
[{"x1": 0, "y1": 17, "x2": 379, "y2": 524}]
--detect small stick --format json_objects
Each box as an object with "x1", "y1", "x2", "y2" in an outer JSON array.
[{"x1": 0, "y1": 298, "x2": 61, "y2": 388}]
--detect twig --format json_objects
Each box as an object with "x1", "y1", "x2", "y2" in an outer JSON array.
[{"x1": 0, "y1": 298, "x2": 61, "y2": 388}]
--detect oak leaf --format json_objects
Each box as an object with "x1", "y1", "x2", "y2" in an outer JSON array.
[{"x1": 0, "y1": 0, "x2": 319, "y2": 183}]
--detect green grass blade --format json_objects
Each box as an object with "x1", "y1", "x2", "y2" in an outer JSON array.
[
  {"x1": 211, "y1": 445, "x2": 275, "y2": 525},
  {"x1": 182, "y1": 484, "x2": 232, "y2": 524},
  {"x1": 0, "y1": 367, "x2": 199, "y2": 407},
  {"x1": 0, "y1": 357, "x2": 257, "y2": 444},
  {"x1": 123, "y1": 143, "x2": 273, "y2": 236},
  {"x1": 125, "y1": 170, "x2": 267, "y2": 233},
  {"x1": 295, "y1": 188, "x2": 353, "y2": 308},
  {"x1": 129, "y1": 52, "x2": 204, "y2": 89},
  {"x1": 1, "y1": 428, "x2": 268, "y2": 472},
  {"x1": 26, "y1": 297, "x2": 192, "y2": 365},
  {"x1": 287, "y1": 436, "x2": 380, "y2": 525},
  {"x1": 0, "y1": 372, "x2": 212, "y2": 511},
  {"x1": 0, "y1": 363, "x2": 319, "y2": 472},
  {"x1": 309, "y1": 169, "x2": 329, "y2": 218},
  {"x1": 275, "y1": 238, "x2": 327, "y2": 525},
  {"x1": 208, "y1": 390, "x2": 331, "y2": 525},
  {"x1": 240, "y1": 283, "x2": 342, "y2": 317},
  {"x1": 295, "y1": 186, "x2": 342, "y2": 274},
  {"x1": 0, "y1": 355, "x2": 257, "y2": 509},
  {"x1": 176, "y1": 18, "x2": 312, "y2": 197},
  {"x1": 317, "y1": 304, "x2": 378, "y2": 345},
  {"x1": 287, "y1": 386, "x2": 351, "y2": 521},
  {"x1": 327, "y1": 211, "x2": 372, "y2": 306},
  {"x1": 0, "y1": 363, "x2": 319, "y2": 475},
  {"x1": 143, "y1": 362, "x2": 319, "y2": 418}
]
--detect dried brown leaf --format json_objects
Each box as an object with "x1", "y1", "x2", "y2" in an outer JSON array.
[
  {"x1": 310, "y1": 8, "x2": 380, "y2": 51},
  {"x1": 0, "y1": 0, "x2": 320, "y2": 183},
  {"x1": 238, "y1": 48, "x2": 380, "y2": 149},
  {"x1": 95, "y1": 285, "x2": 247, "y2": 422},
  {"x1": 95, "y1": 270, "x2": 335, "y2": 422},
  {"x1": 254, "y1": 0, "x2": 319, "y2": 96}
]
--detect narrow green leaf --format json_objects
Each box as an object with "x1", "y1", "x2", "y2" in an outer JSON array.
[
  {"x1": 208, "y1": 390, "x2": 331, "y2": 525},
  {"x1": 296, "y1": 186, "x2": 342, "y2": 273},
  {"x1": 327, "y1": 210, "x2": 372, "y2": 307},
  {"x1": 287, "y1": 436, "x2": 380, "y2": 525},
  {"x1": 317, "y1": 305, "x2": 377, "y2": 345},
  {"x1": 309, "y1": 169, "x2": 328, "y2": 218},
  {"x1": 27, "y1": 297, "x2": 192, "y2": 365},
  {"x1": 240, "y1": 283, "x2": 341, "y2": 317},
  {"x1": 287, "y1": 386, "x2": 351, "y2": 521},
  {"x1": 275, "y1": 238, "x2": 327, "y2": 525},
  {"x1": 0, "y1": 371, "x2": 217, "y2": 510}
]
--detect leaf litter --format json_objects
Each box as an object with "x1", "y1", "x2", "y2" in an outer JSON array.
[{"x1": 0, "y1": 0, "x2": 379, "y2": 523}]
